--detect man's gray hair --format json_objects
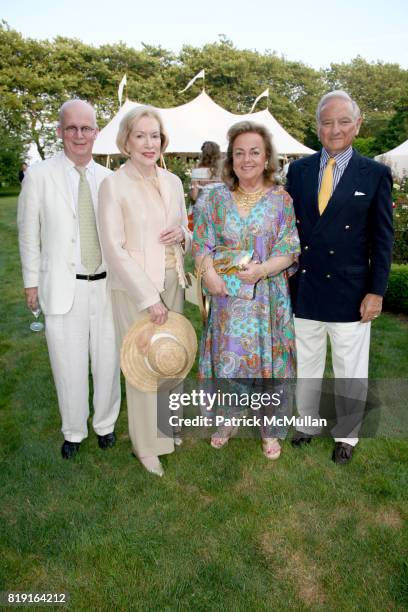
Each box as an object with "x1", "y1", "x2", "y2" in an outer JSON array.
[
  {"x1": 316, "y1": 90, "x2": 361, "y2": 123},
  {"x1": 58, "y1": 99, "x2": 97, "y2": 127}
]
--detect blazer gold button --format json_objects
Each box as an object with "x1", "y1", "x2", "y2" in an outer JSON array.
[
  {"x1": 329, "y1": 250, "x2": 334, "y2": 254},
  {"x1": 345, "y1": 225, "x2": 350, "y2": 229},
  {"x1": 304, "y1": 245, "x2": 309, "y2": 250},
  {"x1": 301, "y1": 269, "x2": 306, "y2": 273},
  {"x1": 326, "y1": 274, "x2": 331, "y2": 278}
]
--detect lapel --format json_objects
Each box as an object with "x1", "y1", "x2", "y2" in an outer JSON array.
[
  {"x1": 312, "y1": 150, "x2": 367, "y2": 237},
  {"x1": 50, "y1": 152, "x2": 76, "y2": 215},
  {"x1": 156, "y1": 167, "x2": 171, "y2": 220},
  {"x1": 299, "y1": 152, "x2": 320, "y2": 226}
]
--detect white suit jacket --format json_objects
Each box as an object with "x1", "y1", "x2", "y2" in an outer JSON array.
[{"x1": 17, "y1": 152, "x2": 112, "y2": 315}]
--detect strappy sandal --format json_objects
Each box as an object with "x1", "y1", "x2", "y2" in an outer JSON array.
[
  {"x1": 262, "y1": 438, "x2": 281, "y2": 460},
  {"x1": 210, "y1": 425, "x2": 239, "y2": 449}
]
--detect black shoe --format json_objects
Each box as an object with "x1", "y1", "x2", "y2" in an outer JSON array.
[
  {"x1": 61, "y1": 440, "x2": 80, "y2": 459},
  {"x1": 97, "y1": 432, "x2": 116, "y2": 450},
  {"x1": 291, "y1": 432, "x2": 313, "y2": 448},
  {"x1": 332, "y1": 442, "x2": 354, "y2": 464}
]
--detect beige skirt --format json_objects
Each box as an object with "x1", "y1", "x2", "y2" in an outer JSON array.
[{"x1": 111, "y1": 269, "x2": 184, "y2": 458}]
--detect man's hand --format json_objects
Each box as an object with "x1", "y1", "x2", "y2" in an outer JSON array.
[
  {"x1": 360, "y1": 293, "x2": 383, "y2": 323},
  {"x1": 25, "y1": 287, "x2": 39, "y2": 311},
  {"x1": 148, "y1": 301, "x2": 168, "y2": 325}
]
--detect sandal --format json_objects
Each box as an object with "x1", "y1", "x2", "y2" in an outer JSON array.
[
  {"x1": 262, "y1": 438, "x2": 281, "y2": 460},
  {"x1": 210, "y1": 425, "x2": 239, "y2": 449}
]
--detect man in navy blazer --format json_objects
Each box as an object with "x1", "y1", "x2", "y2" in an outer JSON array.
[{"x1": 286, "y1": 90, "x2": 393, "y2": 463}]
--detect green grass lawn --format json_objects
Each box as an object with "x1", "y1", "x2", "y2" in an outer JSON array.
[{"x1": 1, "y1": 195, "x2": 407, "y2": 611}]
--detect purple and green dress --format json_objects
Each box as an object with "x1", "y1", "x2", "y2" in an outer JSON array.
[{"x1": 193, "y1": 183, "x2": 300, "y2": 380}]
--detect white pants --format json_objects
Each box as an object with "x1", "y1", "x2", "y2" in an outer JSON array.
[
  {"x1": 294, "y1": 318, "x2": 371, "y2": 446},
  {"x1": 45, "y1": 278, "x2": 121, "y2": 443}
]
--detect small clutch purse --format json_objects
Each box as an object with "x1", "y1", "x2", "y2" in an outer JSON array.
[
  {"x1": 210, "y1": 249, "x2": 255, "y2": 299},
  {"x1": 196, "y1": 246, "x2": 255, "y2": 321}
]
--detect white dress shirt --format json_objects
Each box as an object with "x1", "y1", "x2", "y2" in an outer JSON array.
[{"x1": 63, "y1": 153, "x2": 104, "y2": 274}]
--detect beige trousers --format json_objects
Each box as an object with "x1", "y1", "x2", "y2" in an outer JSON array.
[{"x1": 111, "y1": 269, "x2": 184, "y2": 458}]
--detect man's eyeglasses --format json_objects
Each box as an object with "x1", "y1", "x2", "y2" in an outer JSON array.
[{"x1": 63, "y1": 126, "x2": 96, "y2": 136}]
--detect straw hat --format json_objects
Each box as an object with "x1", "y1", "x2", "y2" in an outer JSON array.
[{"x1": 121, "y1": 312, "x2": 197, "y2": 392}]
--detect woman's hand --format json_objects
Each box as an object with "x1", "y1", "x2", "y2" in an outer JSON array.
[
  {"x1": 148, "y1": 301, "x2": 168, "y2": 325},
  {"x1": 236, "y1": 261, "x2": 264, "y2": 285},
  {"x1": 203, "y1": 268, "x2": 228, "y2": 296},
  {"x1": 190, "y1": 181, "x2": 200, "y2": 202},
  {"x1": 159, "y1": 225, "x2": 184, "y2": 246}
]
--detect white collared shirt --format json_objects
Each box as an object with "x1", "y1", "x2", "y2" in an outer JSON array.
[
  {"x1": 62, "y1": 153, "x2": 104, "y2": 274},
  {"x1": 318, "y1": 147, "x2": 353, "y2": 196}
]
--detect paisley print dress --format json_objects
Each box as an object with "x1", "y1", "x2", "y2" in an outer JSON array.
[{"x1": 193, "y1": 184, "x2": 300, "y2": 380}]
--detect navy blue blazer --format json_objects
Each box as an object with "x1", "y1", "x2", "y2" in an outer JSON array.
[{"x1": 286, "y1": 149, "x2": 393, "y2": 322}]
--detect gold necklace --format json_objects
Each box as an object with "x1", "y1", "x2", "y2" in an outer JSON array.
[{"x1": 234, "y1": 185, "x2": 265, "y2": 210}]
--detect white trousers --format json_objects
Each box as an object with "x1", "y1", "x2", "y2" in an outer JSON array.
[
  {"x1": 45, "y1": 278, "x2": 121, "y2": 443},
  {"x1": 294, "y1": 317, "x2": 371, "y2": 446}
]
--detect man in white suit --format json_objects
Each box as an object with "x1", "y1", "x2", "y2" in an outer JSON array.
[{"x1": 18, "y1": 99, "x2": 121, "y2": 459}]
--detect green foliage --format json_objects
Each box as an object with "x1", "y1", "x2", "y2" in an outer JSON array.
[
  {"x1": 1, "y1": 24, "x2": 408, "y2": 162},
  {"x1": 324, "y1": 56, "x2": 408, "y2": 139},
  {"x1": 384, "y1": 264, "x2": 408, "y2": 314},
  {"x1": 353, "y1": 136, "x2": 378, "y2": 158},
  {"x1": 0, "y1": 127, "x2": 26, "y2": 186},
  {"x1": 376, "y1": 96, "x2": 408, "y2": 154},
  {"x1": 392, "y1": 180, "x2": 408, "y2": 264},
  {"x1": 165, "y1": 156, "x2": 195, "y2": 195}
]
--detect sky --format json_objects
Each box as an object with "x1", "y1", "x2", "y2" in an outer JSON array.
[{"x1": 1, "y1": 0, "x2": 407, "y2": 70}]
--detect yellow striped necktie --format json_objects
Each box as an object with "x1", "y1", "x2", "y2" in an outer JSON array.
[
  {"x1": 75, "y1": 166, "x2": 102, "y2": 274},
  {"x1": 318, "y1": 157, "x2": 336, "y2": 215}
]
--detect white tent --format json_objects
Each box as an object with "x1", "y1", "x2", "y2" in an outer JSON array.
[
  {"x1": 93, "y1": 92, "x2": 314, "y2": 157},
  {"x1": 375, "y1": 139, "x2": 408, "y2": 179}
]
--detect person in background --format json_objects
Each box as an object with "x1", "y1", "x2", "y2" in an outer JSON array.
[
  {"x1": 190, "y1": 141, "x2": 222, "y2": 203},
  {"x1": 286, "y1": 90, "x2": 394, "y2": 464},
  {"x1": 18, "y1": 100, "x2": 121, "y2": 459},
  {"x1": 19, "y1": 163, "x2": 28, "y2": 183},
  {"x1": 98, "y1": 106, "x2": 191, "y2": 477},
  {"x1": 193, "y1": 121, "x2": 300, "y2": 460}
]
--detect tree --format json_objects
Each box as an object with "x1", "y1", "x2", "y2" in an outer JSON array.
[
  {"x1": 376, "y1": 96, "x2": 408, "y2": 153},
  {"x1": 1, "y1": 25, "x2": 408, "y2": 159},
  {"x1": 0, "y1": 127, "x2": 26, "y2": 186},
  {"x1": 324, "y1": 57, "x2": 408, "y2": 138}
]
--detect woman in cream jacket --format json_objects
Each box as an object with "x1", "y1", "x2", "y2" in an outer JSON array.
[{"x1": 98, "y1": 106, "x2": 191, "y2": 477}]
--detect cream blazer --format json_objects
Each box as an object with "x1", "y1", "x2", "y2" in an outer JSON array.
[
  {"x1": 98, "y1": 161, "x2": 192, "y2": 312},
  {"x1": 17, "y1": 152, "x2": 111, "y2": 315}
]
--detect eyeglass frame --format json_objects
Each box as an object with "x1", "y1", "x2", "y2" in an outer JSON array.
[{"x1": 63, "y1": 125, "x2": 97, "y2": 136}]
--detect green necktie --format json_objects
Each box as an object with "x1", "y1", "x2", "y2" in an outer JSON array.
[{"x1": 75, "y1": 166, "x2": 102, "y2": 274}]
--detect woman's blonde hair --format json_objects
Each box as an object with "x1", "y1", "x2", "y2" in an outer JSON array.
[
  {"x1": 222, "y1": 121, "x2": 279, "y2": 189},
  {"x1": 116, "y1": 105, "x2": 169, "y2": 157}
]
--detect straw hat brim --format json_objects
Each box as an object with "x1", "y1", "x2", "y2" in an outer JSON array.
[{"x1": 121, "y1": 311, "x2": 197, "y2": 392}]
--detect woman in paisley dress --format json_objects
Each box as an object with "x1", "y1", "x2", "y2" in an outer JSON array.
[{"x1": 193, "y1": 121, "x2": 300, "y2": 459}]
